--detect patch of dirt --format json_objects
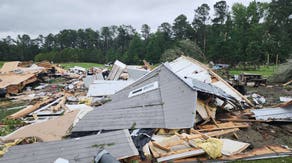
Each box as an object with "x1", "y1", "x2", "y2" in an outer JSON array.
[
  {"x1": 221, "y1": 85, "x2": 292, "y2": 150},
  {"x1": 234, "y1": 122, "x2": 292, "y2": 149}
]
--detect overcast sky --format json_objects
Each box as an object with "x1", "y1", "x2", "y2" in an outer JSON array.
[{"x1": 0, "y1": 0, "x2": 270, "y2": 39}]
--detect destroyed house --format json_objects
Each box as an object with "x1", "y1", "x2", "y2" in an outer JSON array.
[{"x1": 72, "y1": 64, "x2": 198, "y2": 133}]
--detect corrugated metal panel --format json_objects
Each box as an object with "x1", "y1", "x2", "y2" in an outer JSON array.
[
  {"x1": 168, "y1": 57, "x2": 211, "y2": 83},
  {"x1": 251, "y1": 105, "x2": 292, "y2": 121},
  {"x1": 87, "y1": 80, "x2": 133, "y2": 97},
  {"x1": 72, "y1": 65, "x2": 197, "y2": 132},
  {"x1": 0, "y1": 130, "x2": 138, "y2": 163}
]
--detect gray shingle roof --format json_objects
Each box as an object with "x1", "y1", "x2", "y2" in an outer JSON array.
[{"x1": 0, "y1": 130, "x2": 138, "y2": 163}]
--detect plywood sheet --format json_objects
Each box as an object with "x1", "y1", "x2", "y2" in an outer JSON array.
[
  {"x1": 1, "y1": 110, "x2": 79, "y2": 142},
  {"x1": 0, "y1": 74, "x2": 36, "y2": 89},
  {"x1": 0, "y1": 61, "x2": 20, "y2": 73}
]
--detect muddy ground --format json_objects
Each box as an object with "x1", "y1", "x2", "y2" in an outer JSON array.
[
  {"x1": 246, "y1": 85, "x2": 292, "y2": 106},
  {"x1": 223, "y1": 85, "x2": 292, "y2": 150}
]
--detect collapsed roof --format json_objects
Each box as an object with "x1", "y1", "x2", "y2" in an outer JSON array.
[
  {"x1": 166, "y1": 56, "x2": 253, "y2": 108},
  {"x1": 0, "y1": 130, "x2": 138, "y2": 163},
  {"x1": 73, "y1": 59, "x2": 246, "y2": 133}
]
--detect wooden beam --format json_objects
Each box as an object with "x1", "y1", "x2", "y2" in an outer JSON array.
[
  {"x1": 148, "y1": 141, "x2": 160, "y2": 158},
  {"x1": 283, "y1": 80, "x2": 292, "y2": 86},
  {"x1": 204, "y1": 103, "x2": 219, "y2": 127},
  {"x1": 152, "y1": 142, "x2": 171, "y2": 152},
  {"x1": 187, "y1": 128, "x2": 239, "y2": 140},
  {"x1": 7, "y1": 98, "x2": 54, "y2": 119},
  {"x1": 197, "y1": 124, "x2": 249, "y2": 132},
  {"x1": 191, "y1": 130, "x2": 209, "y2": 139}
]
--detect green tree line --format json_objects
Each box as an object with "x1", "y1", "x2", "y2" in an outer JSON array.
[{"x1": 0, "y1": 0, "x2": 291, "y2": 65}]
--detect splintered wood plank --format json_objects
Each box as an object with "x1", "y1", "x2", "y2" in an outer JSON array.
[
  {"x1": 196, "y1": 99, "x2": 209, "y2": 120},
  {"x1": 148, "y1": 142, "x2": 160, "y2": 158},
  {"x1": 7, "y1": 98, "x2": 54, "y2": 119},
  {"x1": 152, "y1": 142, "x2": 171, "y2": 152},
  {"x1": 197, "y1": 122, "x2": 249, "y2": 132}
]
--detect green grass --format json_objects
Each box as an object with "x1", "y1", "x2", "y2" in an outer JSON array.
[
  {"x1": 0, "y1": 99, "x2": 29, "y2": 120},
  {"x1": 0, "y1": 61, "x2": 5, "y2": 68},
  {"x1": 230, "y1": 65, "x2": 277, "y2": 77},
  {"x1": 58, "y1": 62, "x2": 104, "y2": 70}
]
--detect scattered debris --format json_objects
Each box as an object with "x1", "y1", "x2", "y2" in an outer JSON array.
[
  {"x1": 7, "y1": 98, "x2": 55, "y2": 119},
  {"x1": 1, "y1": 110, "x2": 79, "y2": 142},
  {"x1": 0, "y1": 74, "x2": 37, "y2": 95},
  {"x1": 251, "y1": 93, "x2": 266, "y2": 105},
  {"x1": 0, "y1": 56, "x2": 291, "y2": 162}
]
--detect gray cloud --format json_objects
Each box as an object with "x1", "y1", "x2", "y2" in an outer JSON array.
[{"x1": 0, "y1": 0, "x2": 271, "y2": 39}]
